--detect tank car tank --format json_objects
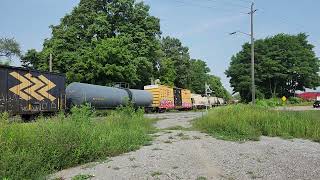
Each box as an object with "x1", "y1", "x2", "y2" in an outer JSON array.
[{"x1": 66, "y1": 82, "x2": 153, "y2": 109}]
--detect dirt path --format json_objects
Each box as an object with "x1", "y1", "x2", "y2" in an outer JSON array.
[
  {"x1": 53, "y1": 112, "x2": 320, "y2": 180},
  {"x1": 145, "y1": 112, "x2": 205, "y2": 129}
]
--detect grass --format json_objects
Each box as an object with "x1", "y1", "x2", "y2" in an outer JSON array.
[
  {"x1": 176, "y1": 132, "x2": 190, "y2": 140},
  {"x1": 176, "y1": 132, "x2": 185, "y2": 137},
  {"x1": 151, "y1": 171, "x2": 163, "y2": 177},
  {"x1": 181, "y1": 135, "x2": 190, "y2": 140},
  {"x1": 0, "y1": 105, "x2": 155, "y2": 180},
  {"x1": 163, "y1": 125, "x2": 190, "y2": 131},
  {"x1": 196, "y1": 177, "x2": 207, "y2": 180},
  {"x1": 71, "y1": 174, "x2": 94, "y2": 180},
  {"x1": 256, "y1": 97, "x2": 314, "y2": 107},
  {"x1": 287, "y1": 101, "x2": 314, "y2": 107},
  {"x1": 193, "y1": 105, "x2": 320, "y2": 142}
]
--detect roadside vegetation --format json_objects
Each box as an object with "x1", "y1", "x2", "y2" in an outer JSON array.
[
  {"x1": 255, "y1": 97, "x2": 313, "y2": 107},
  {"x1": 194, "y1": 105, "x2": 320, "y2": 142},
  {"x1": 0, "y1": 105, "x2": 155, "y2": 180}
]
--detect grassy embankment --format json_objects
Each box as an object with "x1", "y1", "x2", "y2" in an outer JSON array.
[
  {"x1": 194, "y1": 105, "x2": 320, "y2": 141},
  {"x1": 0, "y1": 106, "x2": 155, "y2": 180}
]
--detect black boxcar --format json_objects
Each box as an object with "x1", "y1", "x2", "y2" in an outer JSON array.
[{"x1": 0, "y1": 65, "x2": 65, "y2": 120}]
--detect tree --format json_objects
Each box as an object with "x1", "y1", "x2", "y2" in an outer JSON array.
[
  {"x1": 157, "y1": 38, "x2": 230, "y2": 99},
  {"x1": 0, "y1": 37, "x2": 21, "y2": 65},
  {"x1": 188, "y1": 59, "x2": 230, "y2": 99},
  {"x1": 189, "y1": 59, "x2": 210, "y2": 93},
  {"x1": 207, "y1": 75, "x2": 231, "y2": 100},
  {"x1": 21, "y1": 0, "x2": 230, "y2": 98},
  {"x1": 158, "y1": 57, "x2": 176, "y2": 86},
  {"x1": 158, "y1": 36, "x2": 191, "y2": 88},
  {"x1": 22, "y1": 0, "x2": 161, "y2": 88},
  {"x1": 226, "y1": 33, "x2": 320, "y2": 102}
]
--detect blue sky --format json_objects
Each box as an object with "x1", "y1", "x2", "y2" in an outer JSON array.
[{"x1": 1, "y1": 0, "x2": 319, "y2": 92}]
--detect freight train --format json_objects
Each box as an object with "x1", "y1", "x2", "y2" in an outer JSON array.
[{"x1": 0, "y1": 65, "x2": 225, "y2": 119}]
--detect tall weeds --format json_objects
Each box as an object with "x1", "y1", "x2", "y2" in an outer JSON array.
[
  {"x1": 194, "y1": 105, "x2": 320, "y2": 142},
  {"x1": 0, "y1": 105, "x2": 154, "y2": 180}
]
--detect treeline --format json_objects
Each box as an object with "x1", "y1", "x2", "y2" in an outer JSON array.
[
  {"x1": 21, "y1": 0, "x2": 230, "y2": 99},
  {"x1": 226, "y1": 33, "x2": 320, "y2": 102}
]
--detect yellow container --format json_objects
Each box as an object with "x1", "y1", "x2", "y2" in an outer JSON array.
[
  {"x1": 181, "y1": 89, "x2": 192, "y2": 109},
  {"x1": 144, "y1": 85, "x2": 174, "y2": 109}
]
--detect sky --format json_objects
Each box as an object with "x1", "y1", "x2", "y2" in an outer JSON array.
[{"x1": 1, "y1": 0, "x2": 319, "y2": 92}]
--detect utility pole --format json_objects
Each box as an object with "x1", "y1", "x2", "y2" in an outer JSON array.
[
  {"x1": 230, "y1": 2, "x2": 257, "y2": 105},
  {"x1": 250, "y1": 2, "x2": 256, "y2": 105},
  {"x1": 49, "y1": 53, "x2": 53, "y2": 72},
  {"x1": 205, "y1": 82, "x2": 208, "y2": 114},
  {"x1": 205, "y1": 82, "x2": 212, "y2": 114}
]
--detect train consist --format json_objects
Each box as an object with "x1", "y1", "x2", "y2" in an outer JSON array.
[{"x1": 0, "y1": 65, "x2": 225, "y2": 119}]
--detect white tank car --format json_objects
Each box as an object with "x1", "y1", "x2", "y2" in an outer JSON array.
[
  {"x1": 191, "y1": 94, "x2": 209, "y2": 109},
  {"x1": 208, "y1": 96, "x2": 219, "y2": 107},
  {"x1": 218, "y1": 98, "x2": 225, "y2": 105}
]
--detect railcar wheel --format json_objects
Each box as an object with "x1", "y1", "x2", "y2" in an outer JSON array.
[{"x1": 21, "y1": 114, "x2": 36, "y2": 122}]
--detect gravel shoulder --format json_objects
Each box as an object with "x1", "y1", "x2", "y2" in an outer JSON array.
[
  {"x1": 276, "y1": 106, "x2": 320, "y2": 111},
  {"x1": 53, "y1": 112, "x2": 320, "y2": 180},
  {"x1": 145, "y1": 112, "x2": 205, "y2": 129}
]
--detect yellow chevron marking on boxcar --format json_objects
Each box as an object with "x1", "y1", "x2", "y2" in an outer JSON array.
[
  {"x1": 9, "y1": 72, "x2": 32, "y2": 101},
  {"x1": 38, "y1": 75, "x2": 56, "y2": 102},
  {"x1": 24, "y1": 73, "x2": 45, "y2": 101}
]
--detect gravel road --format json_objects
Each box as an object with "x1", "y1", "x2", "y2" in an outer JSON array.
[
  {"x1": 145, "y1": 112, "x2": 205, "y2": 129},
  {"x1": 276, "y1": 106, "x2": 320, "y2": 111},
  {"x1": 53, "y1": 112, "x2": 320, "y2": 180}
]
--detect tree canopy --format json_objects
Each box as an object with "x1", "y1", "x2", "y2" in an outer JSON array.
[
  {"x1": 158, "y1": 36, "x2": 191, "y2": 88},
  {"x1": 22, "y1": 0, "x2": 230, "y2": 99},
  {"x1": 226, "y1": 33, "x2": 320, "y2": 102},
  {"x1": 0, "y1": 37, "x2": 21, "y2": 65},
  {"x1": 22, "y1": 0, "x2": 161, "y2": 88},
  {"x1": 189, "y1": 59, "x2": 231, "y2": 100}
]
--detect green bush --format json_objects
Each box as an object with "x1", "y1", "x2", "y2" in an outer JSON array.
[
  {"x1": 288, "y1": 97, "x2": 303, "y2": 104},
  {"x1": 256, "y1": 98, "x2": 282, "y2": 107},
  {"x1": 0, "y1": 105, "x2": 154, "y2": 179},
  {"x1": 194, "y1": 105, "x2": 320, "y2": 141}
]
